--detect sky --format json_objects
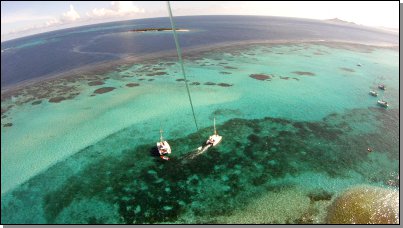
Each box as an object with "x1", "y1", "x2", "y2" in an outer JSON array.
[{"x1": 1, "y1": 1, "x2": 399, "y2": 41}]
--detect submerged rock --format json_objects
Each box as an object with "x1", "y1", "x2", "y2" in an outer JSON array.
[
  {"x1": 31, "y1": 100, "x2": 42, "y2": 105},
  {"x1": 126, "y1": 83, "x2": 140, "y2": 87},
  {"x1": 249, "y1": 74, "x2": 272, "y2": 81},
  {"x1": 49, "y1": 97, "x2": 66, "y2": 103},
  {"x1": 217, "y1": 83, "x2": 233, "y2": 87},
  {"x1": 326, "y1": 185, "x2": 399, "y2": 224},
  {"x1": 146, "y1": 72, "x2": 166, "y2": 76},
  {"x1": 93, "y1": 87, "x2": 116, "y2": 94},
  {"x1": 339, "y1": 67, "x2": 355, "y2": 73},
  {"x1": 291, "y1": 71, "x2": 315, "y2": 76}
]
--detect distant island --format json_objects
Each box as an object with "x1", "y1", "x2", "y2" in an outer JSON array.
[
  {"x1": 325, "y1": 18, "x2": 357, "y2": 25},
  {"x1": 129, "y1": 28, "x2": 189, "y2": 32}
]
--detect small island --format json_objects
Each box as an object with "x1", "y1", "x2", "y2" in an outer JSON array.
[
  {"x1": 129, "y1": 28, "x2": 189, "y2": 32},
  {"x1": 325, "y1": 18, "x2": 357, "y2": 25}
]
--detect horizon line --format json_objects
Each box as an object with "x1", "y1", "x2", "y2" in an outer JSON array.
[{"x1": 1, "y1": 14, "x2": 399, "y2": 43}]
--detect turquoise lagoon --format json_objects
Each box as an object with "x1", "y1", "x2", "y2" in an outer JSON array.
[{"x1": 1, "y1": 41, "x2": 399, "y2": 223}]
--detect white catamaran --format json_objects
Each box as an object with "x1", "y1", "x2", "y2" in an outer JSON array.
[
  {"x1": 157, "y1": 129, "x2": 171, "y2": 160},
  {"x1": 206, "y1": 118, "x2": 222, "y2": 147}
]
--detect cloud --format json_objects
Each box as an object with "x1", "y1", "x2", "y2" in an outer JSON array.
[
  {"x1": 61, "y1": 4, "x2": 80, "y2": 22},
  {"x1": 43, "y1": 4, "x2": 80, "y2": 27},
  {"x1": 87, "y1": 1, "x2": 145, "y2": 19}
]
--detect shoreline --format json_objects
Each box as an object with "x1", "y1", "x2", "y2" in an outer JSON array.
[{"x1": 1, "y1": 39, "x2": 398, "y2": 96}]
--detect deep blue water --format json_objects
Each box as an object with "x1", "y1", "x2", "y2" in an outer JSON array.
[{"x1": 1, "y1": 15, "x2": 398, "y2": 88}]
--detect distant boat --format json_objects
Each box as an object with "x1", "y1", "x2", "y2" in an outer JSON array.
[
  {"x1": 378, "y1": 84, "x2": 385, "y2": 90},
  {"x1": 377, "y1": 100, "x2": 389, "y2": 108},
  {"x1": 206, "y1": 118, "x2": 222, "y2": 147},
  {"x1": 369, "y1": 90, "x2": 378, "y2": 97},
  {"x1": 157, "y1": 129, "x2": 171, "y2": 159},
  {"x1": 357, "y1": 63, "x2": 362, "y2": 67}
]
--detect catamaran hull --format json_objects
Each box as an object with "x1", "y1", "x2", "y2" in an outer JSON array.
[
  {"x1": 157, "y1": 141, "x2": 171, "y2": 155},
  {"x1": 206, "y1": 135, "x2": 222, "y2": 147},
  {"x1": 160, "y1": 155, "x2": 170, "y2": 160}
]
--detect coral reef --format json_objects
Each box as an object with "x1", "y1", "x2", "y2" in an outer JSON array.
[{"x1": 326, "y1": 185, "x2": 399, "y2": 224}]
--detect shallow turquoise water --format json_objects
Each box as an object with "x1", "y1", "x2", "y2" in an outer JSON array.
[{"x1": 1, "y1": 42, "x2": 399, "y2": 223}]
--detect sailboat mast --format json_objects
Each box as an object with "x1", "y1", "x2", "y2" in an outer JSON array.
[
  {"x1": 167, "y1": 1, "x2": 199, "y2": 132},
  {"x1": 160, "y1": 129, "x2": 163, "y2": 142},
  {"x1": 214, "y1": 118, "x2": 217, "y2": 135}
]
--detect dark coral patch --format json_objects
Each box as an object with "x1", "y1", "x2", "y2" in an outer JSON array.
[
  {"x1": 224, "y1": 66, "x2": 237, "y2": 70},
  {"x1": 292, "y1": 71, "x2": 315, "y2": 76},
  {"x1": 307, "y1": 189, "x2": 333, "y2": 202},
  {"x1": 204, "y1": 82, "x2": 216, "y2": 85},
  {"x1": 247, "y1": 134, "x2": 260, "y2": 143},
  {"x1": 176, "y1": 79, "x2": 187, "y2": 82},
  {"x1": 146, "y1": 72, "x2": 166, "y2": 76},
  {"x1": 339, "y1": 67, "x2": 355, "y2": 72},
  {"x1": 3, "y1": 107, "x2": 399, "y2": 224},
  {"x1": 217, "y1": 83, "x2": 233, "y2": 87},
  {"x1": 280, "y1": 76, "x2": 290, "y2": 80},
  {"x1": 220, "y1": 72, "x2": 232, "y2": 75},
  {"x1": 49, "y1": 97, "x2": 66, "y2": 103},
  {"x1": 190, "y1": 82, "x2": 200, "y2": 85},
  {"x1": 88, "y1": 81, "x2": 105, "y2": 86},
  {"x1": 3, "y1": 123, "x2": 13, "y2": 127},
  {"x1": 32, "y1": 100, "x2": 42, "y2": 105},
  {"x1": 93, "y1": 87, "x2": 116, "y2": 94},
  {"x1": 249, "y1": 74, "x2": 272, "y2": 81},
  {"x1": 148, "y1": 79, "x2": 154, "y2": 81},
  {"x1": 126, "y1": 83, "x2": 140, "y2": 87}
]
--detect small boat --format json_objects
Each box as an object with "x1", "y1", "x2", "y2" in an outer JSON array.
[
  {"x1": 377, "y1": 100, "x2": 389, "y2": 108},
  {"x1": 369, "y1": 90, "x2": 378, "y2": 97},
  {"x1": 157, "y1": 129, "x2": 171, "y2": 156},
  {"x1": 378, "y1": 84, "x2": 385, "y2": 90},
  {"x1": 206, "y1": 118, "x2": 222, "y2": 147}
]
